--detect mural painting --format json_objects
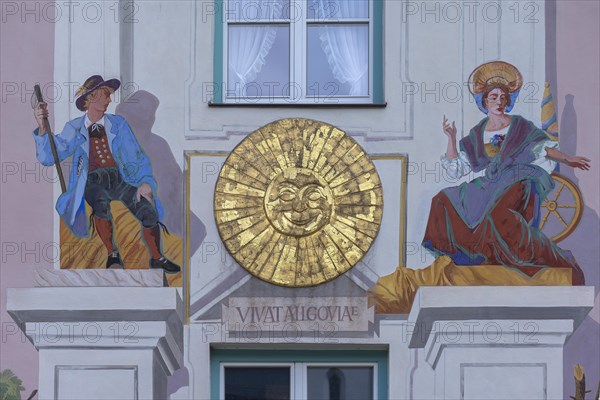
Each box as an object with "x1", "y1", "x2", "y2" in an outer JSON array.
[
  {"x1": 1, "y1": 0, "x2": 598, "y2": 399},
  {"x1": 32, "y1": 76, "x2": 185, "y2": 286},
  {"x1": 373, "y1": 61, "x2": 592, "y2": 313}
]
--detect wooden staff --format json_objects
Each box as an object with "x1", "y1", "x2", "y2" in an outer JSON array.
[{"x1": 34, "y1": 84, "x2": 66, "y2": 193}]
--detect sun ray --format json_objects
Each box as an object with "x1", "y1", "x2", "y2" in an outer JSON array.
[
  {"x1": 256, "y1": 231, "x2": 286, "y2": 280},
  {"x1": 332, "y1": 216, "x2": 378, "y2": 241},
  {"x1": 236, "y1": 139, "x2": 279, "y2": 178},
  {"x1": 236, "y1": 226, "x2": 277, "y2": 275},
  {"x1": 258, "y1": 128, "x2": 288, "y2": 170},
  {"x1": 318, "y1": 230, "x2": 352, "y2": 274},
  {"x1": 322, "y1": 225, "x2": 363, "y2": 266},
  {"x1": 318, "y1": 136, "x2": 356, "y2": 178},
  {"x1": 246, "y1": 134, "x2": 284, "y2": 177},
  {"x1": 221, "y1": 215, "x2": 269, "y2": 242},
  {"x1": 214, "y1": 206, "x2": 264, "y2": 223},
  {"x1": 214, "y1": 197, "x2": 264, "y2": 211},
  {"x1": 219, "y1": 164, "x2": 269, "y2": 190},
  {"x1": 215, "y1": 177, "x2": 266, "y2": 198},
  {"x1": 272, "y1": 236, "x2": 299, "y2": 286},
  {"x1": 334, "y1": 214, "x2": 381, "y2": 238},
  {"x1": 324, "y1": 143, "x2": 359, "y2": 183},
  {"x1": 225, "y1": 153, "x2": 271, "y2": 184},
  {"x1": 306, "y1": 234, "x2": 334, "y2": 282}
]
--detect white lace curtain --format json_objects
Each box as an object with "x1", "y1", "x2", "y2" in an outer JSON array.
[
  {"x1": 228, "y1": 0, "x2": 283, "y2": 96},
  {"x1": 315, "y1": 0, "x2": 369, "y2": 96},
  {"x1": 228, "y1": 0, "x2": 369, "y2": 97}
]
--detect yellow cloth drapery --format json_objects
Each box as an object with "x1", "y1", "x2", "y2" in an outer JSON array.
[
  {"x1": 370, "y1": 256, "x2": 572, "y2": 314},
  {"x1": 60, "y1": 202, "x2": 183, "y2": 287}
]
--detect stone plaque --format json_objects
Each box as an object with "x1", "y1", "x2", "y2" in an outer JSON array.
[{"x1": 222, "y1": 297, "x2": 374, "y2": 333}]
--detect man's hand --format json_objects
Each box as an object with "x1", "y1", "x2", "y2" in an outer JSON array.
[
  {"x1": 34, "y1": 102, "x2": 48, "y2": 135},
  {"x1": 136, "y1": 183, "x2": 153, "y2": 203}
]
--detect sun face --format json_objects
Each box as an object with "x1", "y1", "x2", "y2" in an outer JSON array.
[
  {"x1": 214, "y1": 118, "x2": 383, "y2": 287},
  {"x1": 264, "y1": 168, "x2": 334, "y2": 237}
]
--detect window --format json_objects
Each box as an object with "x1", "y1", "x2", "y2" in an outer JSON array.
[
  {"x1": 222, "y1": 364, "x2": 375, "y2": 399},
  {"x1": 307, "y1": 366, "x2": 374, "y2": 399},
  {"x1": 213, "y1": 0, "x2": 384, "y2": 104},
  {"x1": 211, "y1": 349, "x2": 388, "y2": 399},
  {"x1": 224, "y1": 365, "x2": 291, "y2": 399}
]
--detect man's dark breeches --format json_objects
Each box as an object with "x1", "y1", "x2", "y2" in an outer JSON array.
[{"x1": 84, "y1": 167, "x2": 158, "y2": 227}]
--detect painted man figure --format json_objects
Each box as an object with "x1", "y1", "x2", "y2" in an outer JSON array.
[{"x1": 33, "y1": 75, "x2": 180, "y2": 273}]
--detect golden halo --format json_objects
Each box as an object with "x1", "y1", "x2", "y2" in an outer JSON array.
[
  {"x1": 214, "y1": 118, "x2": 384, "y2": 287},
  {"x1": 468, "y1": 61, "x2": 523, "y2": 95}
]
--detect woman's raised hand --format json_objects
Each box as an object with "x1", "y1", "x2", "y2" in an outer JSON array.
[
  {"x1": 443, "y1": 115, "x2": 457, "y2": 140},
  {"x1": 442, "y1": 116, "x2": 459, "y2": 160}
]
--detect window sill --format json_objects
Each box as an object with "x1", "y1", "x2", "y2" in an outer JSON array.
[{"x1": 208, "y1": 101, "x2": 387, "y2": 108}]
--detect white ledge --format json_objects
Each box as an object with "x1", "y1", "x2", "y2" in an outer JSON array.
[
  {"x1": 6, "y1": 287, "x2": 184, "y2": 376},
  {"x1": 407, "y1": 286, "x2": 595, "y2": 348},
  {"x1": 7, "y1": 287, "x2": 182, "y2": 324}
]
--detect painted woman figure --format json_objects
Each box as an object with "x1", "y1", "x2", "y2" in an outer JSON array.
[{"x1": 422, "y1": 61, "x2": 590, "y2": 285}]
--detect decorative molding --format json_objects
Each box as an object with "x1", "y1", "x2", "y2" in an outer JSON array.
[
  {"x1": 460, "y1": 363, "x2": 548, "y2": 400},
  {"x1": 399, "y1": 0, "x2": 415, "y2": 136},
  {"x1": 185, "y1": 0, "x2": 413, "y2": 140},
  {"x1": 35, "y1": 269, "x2": 165, "y2": 287},
  {"x1": 55, "y1": 365, "x2": 139, "y2": 400}
]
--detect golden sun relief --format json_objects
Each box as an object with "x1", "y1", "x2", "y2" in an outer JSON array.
[{"x1": 214, "y1": 118, "x2": 383, "y2": 287}]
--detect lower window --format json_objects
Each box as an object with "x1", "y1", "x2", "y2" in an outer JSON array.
[
  {"x1": 213, "y1": 349, "x2": 387, "y2": 400},
  {"x1": 224, "y1": 366, "x2": 290, "y2": 400},
  {"x1": 307, "y1": 366, "x2": 374, "y2": 400}
]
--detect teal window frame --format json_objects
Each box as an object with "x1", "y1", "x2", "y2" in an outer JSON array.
[
  {"x1": 212, "y1": 0, "x2": 384, "y2": 105},
  {"x1": 211, "y1": 348, "x2": 388, "y2": 399}
]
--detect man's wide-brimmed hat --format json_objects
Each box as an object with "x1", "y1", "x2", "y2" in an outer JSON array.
[
  {"x1": 468, "y1": 61, "x2": 523, "y2": 95},
  {"x1": 75, "y1": 75, "x2": 120, "y2": 111}
]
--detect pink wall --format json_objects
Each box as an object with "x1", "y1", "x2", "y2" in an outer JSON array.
[
  {"x1": 555, "y1": 1, "x2": 600, "y2": 397},
  {"x1": 0, "y1": 1, "x2": 55, "y2": 393},
  {"x1": 556, "y1": 0, "x2": 600, "y2": 214}
]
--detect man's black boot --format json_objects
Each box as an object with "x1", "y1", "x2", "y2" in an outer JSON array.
[
  {"x1": 150, "y1": 257, "x2": 181, "y2": 274},
  {"x1": 106, "y1": 251, "x2": 124, "y2": 269}
]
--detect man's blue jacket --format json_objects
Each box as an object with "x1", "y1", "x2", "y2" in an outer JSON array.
[{"x1": 33, "y1": 114, "x2": 164, "y2": 237}]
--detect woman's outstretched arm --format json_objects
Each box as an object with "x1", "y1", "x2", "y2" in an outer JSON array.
[{"x1": 545, "y1": 147, "x2": 591, "y2": 170}]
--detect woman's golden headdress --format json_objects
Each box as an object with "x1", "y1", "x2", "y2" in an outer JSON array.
[{"x1": 468, "y1": 61, "x2": 523, "y2": 95}]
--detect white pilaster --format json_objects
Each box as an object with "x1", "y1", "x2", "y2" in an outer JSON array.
[
  {"x1": 407, "y1": 286, "x2": 595, "y2": 400},
  {"x1": 7, "y1": 287, "x2": 183, "y2": 400}
]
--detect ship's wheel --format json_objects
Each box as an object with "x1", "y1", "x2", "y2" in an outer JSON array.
[{"x1": 539, "y1": 173, "x2": 583, "y2": 243}]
